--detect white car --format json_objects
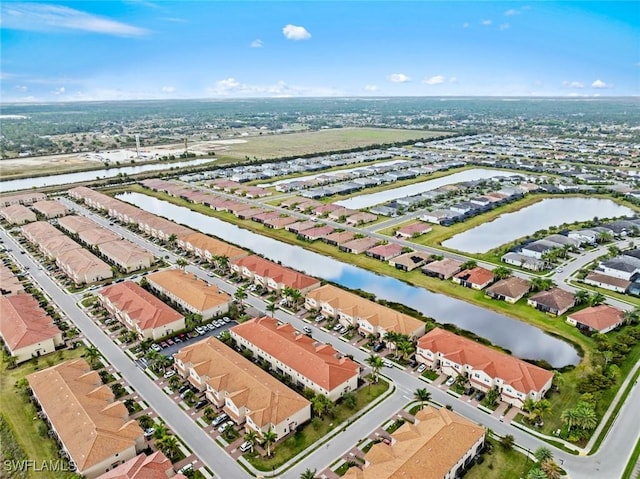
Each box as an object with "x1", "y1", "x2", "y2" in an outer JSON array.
[
  {"x1": 239, "y1": 441, "x2": 253, "y2": 452},
  {"x1": 164, "y1": 370, "x2": 176, "y2": 379},
  {"x1": 151, "y1": 344, "x2": 162, "y2": 352},
  {"x1": 217, "y1": 420, "x2": 234, "y2": 433},
  {"x1": 445, "y1": 376, "x2": 456, "y2": 387},
  {"x1": 416, "y1": 364, "x2": 427, "y2": 374}
]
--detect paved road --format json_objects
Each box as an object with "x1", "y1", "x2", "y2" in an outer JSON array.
[{"x1": 34, "y1": 201, "x2": 640, "y2": 478}]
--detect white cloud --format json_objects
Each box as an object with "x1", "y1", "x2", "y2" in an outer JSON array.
[
  {"x1": 591, "y1": 79, "x2": 610, "y2": 89},
  {"x1": 161, "y1": 86, "x2": 176, "y2": 93},
  {"x1": 364, "y1": 85, "x2": 378, "y2": 92},
  {"x1": 423, "y1": 75, "x2": 445, "y2": 85},
  {"x1": 499, "y1": 23, "x2": 510, "y2": 30},
  {"x1": 53, "y1": 87, "x2": 65, "y2": 95},
  {"x1": 504, "y1": 9, "x2": 520, "y2": 16},
  {"x1": 0, "y1": 3, "x2": 148, "y2": 36},
  {"x1": 250, "y1": 39, "x2": 263, "y2": 48},
  {"x1": 389, "y1": 73, "x2": 411, "y2": 83},
  {"x1": 282, "y1": 24, "x2": 311, "y2": 41},
  {"x1": 562, "y1": 81, "x2": 584, "y2": 89},
  {"x1": 207, "y1": 78, "x2": 339, "y2": 98},
  {"x1": 481, "y1": 19, "x2": 492, "y2": 26},
  {"x1": 15, "y1": 85, "x2": 28, "y2": 92}
]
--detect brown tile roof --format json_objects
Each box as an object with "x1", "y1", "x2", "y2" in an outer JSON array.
[
  {"x1": 418, "y1": 328, "x2": 553, "y2": 394},
  {"x1": 0, "y1": 204, "x2": 37, "y2": 223},
  {"x1": 58, "y1": 215, "x2": 99, "y2": 233},
  {"x1": 233, "y1": 255, "x2": 320, "y2": 291},
  {"x1": 529, "y1": 288, "x2": 575, "y2": 311},
  {"x1": 307, "y1": 285, "x2": 425, "y2": 336},
  {"x1": 343, "y1": 406, "x2": 485, "y2": 479},
  {"x1": 97, "y1": 452, "x2": 186, "y2": 479},
  {"x1": 0, "y1": 294, "x2": 61, "y2": 350},
  {"x1": 147, "y1": 269, "x2": 231, "y2": 312},
  {"x1": 57, "y1": 249, "x2": 112, "y2": 279},
  {"x1": 0, "y1": 191, "x2": 46, "y2": 207},
  {"x1": 453, "y1": 266, "x2": 494, "y2": 286},
  {"x1": 339, "y1": 237, "x2": 380, "y2": 253},
  {"x1": 31, "y1": 200, "x2": 68, "y2": 218},
  {"x1": 27, "y1": 359, "x2": 143, "y2": 472},
  {"x1": 366, "y1": 243, "x2": 404, "y2": 258},
  {"x1": 263, "y1": 215, "x2": 298, "y2": 229},
  {"x1": 178, "y1": 232, "x2": 247, "y2": 260},
  {"x1": 585, "y1": 272, "x2": 632, "y2": 290},
  {"x1": 97, "y1": 240, "x2": 154, "y2": 265},
  {"x1": 486, "y1": 277, "x2": 531, "y2": 299},
  {"x1": 396, "y1": 222, "x2": 432, "y2": 236},
  {"x1": 390, "y1": 251, "x2": 432, "y2": 269},
  {"x1": 21, "y1": 221, "x2": 62, "y2": 242},
  {"x1": 568, "y1": 305, "x2": 624, "y2": 332},
  {"x1": 79, "y1": 228, "x2": 122, "y2": 246},
  {"x1": 175, "y1": 338, "x2": 310, "y2": 428},
  {"x1": 422, "y1": 258, "x2": 463, "y2": 277},
  {"x1": 99, "y1": 281, "x2": 183, "y2": 331},
  {"x1": 230, "y1": 317, "x2": 359, "y2": 392},
  {"x1": 40, "y1": 235, "x2": 83, "y2": 258}
]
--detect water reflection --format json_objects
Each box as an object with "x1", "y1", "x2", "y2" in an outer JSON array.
[
  {"x1": 335, "y1": 168, "x2": 517, "y2": 209},
  {"x1": 0, "y1": 158, "x2": 214, "y2": 192},
  {"x1": 118, "y1": 191, "x2": 580, "y2": 367},
  {"x1": 443, "y1": 198, "x2": 636, "y2": 253}
]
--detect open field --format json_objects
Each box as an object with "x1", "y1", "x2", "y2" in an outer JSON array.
[
  {"x1": 210, "y1": 128, "x2": 448, "y2": 160},
  {"x1": 0, "y1": 347, "x2": 86, "y2": 479},
  {"x1": 464, "y1": 438, "x2": 532, "y2": 479}
]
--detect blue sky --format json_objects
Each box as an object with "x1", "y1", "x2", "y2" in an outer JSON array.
[{"x1": 1, "y1": 1, "x2": 638, "y2": 101}]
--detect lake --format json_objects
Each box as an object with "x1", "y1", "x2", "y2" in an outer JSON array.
[
  {"x1": 335, "y1": 168, "x2": 518, "y2": 209},
  {"x1": 117, "y1": 191, "x2": 580, "y2": 367},
  {"x1": 0, "y1": 158, "x2": 215, "y2": 192},
  {"x1": 442, "y1": 197, "x2": 636, "y2": 253}
]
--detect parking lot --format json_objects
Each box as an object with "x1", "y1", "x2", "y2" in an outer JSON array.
[{"x1": 158, "y1": 318, "x2": 238, "y2": 358}]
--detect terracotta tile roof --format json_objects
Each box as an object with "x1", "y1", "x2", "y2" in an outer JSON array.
[
  {"x1": 568, "y1": 305, "x2": 624, "y2": 332},
  {"x1": 230, "y1": 317, "x2": 359, "y2": 392},
  {"x1": 396, "y1": 222, "x2": 432, "y2": 236},
  {"x1": 178, "y1": 232, "x2": 247, "y2": 260},
  {"x1": 58, "y1": 215, "x2": 100, "y2": 233},
  {"x1": 323, "y1": 231, "x2": 356, "y2": 245},
  {"x1": 96, "y1": 451, "x2": 186, "y2": 479},
  {"x1": 0, "y1": 265, "x2": 24, "y2": 295},
  {"x1": 21, "y1": 221, "x2": 62, "y2": 242},
  {"x1": 57, "y1": 249, "x2": 112, "y2": 280},
  {"x1": 175, "y1": 338, "x2": 310, "y2": 427},
  {"x1": 79, "y1": 228, "x2": 122, "y2": 246},
  {"x1": 40, "y1": 235, "x2": 83, "y2": 258},
  {"x1": 31, "y1": 200, "x2": 68, "y2": 218},
  {"x1": 233, "y1": 255, "x2": 320, "y2": 291},
  {"x1": 27, "y1": 359, "x2": 143, "y2": 472},
  {"x1": 366, "y1": 243, "x2": 404, "y2": 258},
  {"x1": 147, "y1": 269, "x2": 231, "y2": 312},
  {"x1": 486, "y1": 277, "x2": 531, "y2": 299},
  {"x1": 418, "y1": 328, "x2": 553, "y2": 394},
  {"x1": 343, "y1": 406, "x2": 485, "y2": 479},
  {"x1": 299, "y1": 225, "x2": 335, "y2": 239},
  {"x1": 307, "y1": 285, "x2": 425, "y2": 336},
  {"x1": 99, "y1": 281, "x2": 183, "y2": 331},
  {"x1": 0, "y1": 204, "x2": 37, "y2": 224},
  {"x1": 453, "y1": 266, "x2": 494, "y2": 286},
  {"x1": 529, "y1": 288, "x2": 575, "y2": 312},
  {"x1": 339, "y1": 237, "x2": 380, "y2": 253},
  {"x1": 0, "y1": 294, "x2": 61, "y2": 350},
  {"x1": 263, "y1": 215, "x2": 297, "y2": 228},
  {"x1": 97, "y1": 240, "x2": 154, "y2": 266},
  {"x1": 422, "y1": 258, "x2": 463, "y2": 277},
  {"x1": 0, "y1": 191, "x2": 46, "y2": 207}
]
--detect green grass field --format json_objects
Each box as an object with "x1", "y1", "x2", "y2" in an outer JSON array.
[
  {"x1": 464, "y1": 438, "x2": 532, "y2": 479},
  {"x1": 0, "y1": 348, "x2": 87, "y2": 479},
  {"x1": 214, "y1": 128, "x2": 448, "y2": 160}
]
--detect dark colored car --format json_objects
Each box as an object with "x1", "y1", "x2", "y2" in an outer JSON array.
[
  {"x1": 475, "y1": 391, "x2": 486, "y2": 401},
  {"x1": 373, "y1": 342, "x2": 385, "y2": 352},
  {"x1": 194, "y1": 400, "x2": 208, "y2": 410}
]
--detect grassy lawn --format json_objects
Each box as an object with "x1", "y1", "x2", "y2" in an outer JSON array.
[
  {"x1": 0, "y1": 348, "x2": 86, "y2": 479},
  {"x1": 245, "y1": 380, "x2": 389, "y2": 471},
  {"x1": 212, "y1": 128, "x2": 447, "y2": 160},
  {"x1": 464, "y1": 438, "x2": 532, "y2": 479},
  {"x1": 622, "y1": 438, "x2": 640, "y2": 479},
  {"x1": 569, "y1": 280, "x2": 638, "y2": 305}
]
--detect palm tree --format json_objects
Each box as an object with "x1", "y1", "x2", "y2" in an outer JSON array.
[
  {"x1": 534, "y1": 446, "x2": 554, "y2": 463},
  {"x1": 414, "y1": 388, "x2": 431, "y2": 410},
  {"x1": 176, "y1": 258, "x2": 188, "y2": 270},
  {"x1": 383, "y1": 331, "x2": 399, "y2": 357},
  {"x1": 574, "y1": 402, "x2": 597, "y2": 431},
  {"x1": 153, "y1": 423, "x2": 169, "y2": 439},
  {"x1": 157, "y1": 435, "x2": 180, "y2": 461},
  {"x1": 622, "y1": 308, "x2": 639, "y2": 325},
  {"x1": 365, "y1": 354, "x2": 384, "y2": 384},
  {"x1": 532, "y1": 399, "x2": 551, "y2": 425},
  {"x1": 234, "y1": 286, "x2": 247, "y2": 308},
  {"x1": 492, "y1": 266, "x2": 513, "y2": 280},
  {"x1": 522, "y1": 398, "x2": 537, "y2": 414},
  {"x1": 530, "y1": 278, "x2": 554, "y2": 292},
  {"x1": 84, "y1": 346, "x2": 101, "y2": 369},
  {"x1": 396, "y1": 339, "x2": 415, "y2": 361},
  {"x1": 243, "y1": 430, "x2": 258, "y2": 453},
  {"x1": 588, "y1": 292, "x2": 606, "y2": 306},
  {"x1": 262, "y1": 428, "x2": 278, "y2": 457},
  {"x1": 461, "y1": 260, "x2": 477, "y2": 270},
  {"x1": 216, "y1": 255, "x2": 230, "y2": 273},
  {"x1": 526, "y1": 468, "x2": 549, "y2": 479},
  {"x1": 299, "y1": 468, "x2": 316, "y2": 479},
  {"x1": 574, "y1": 290, "x2": 590, "y2": 305},
  {"x1": 561, "y1": 407, "x2": 579, "y2": 433},
  {"x1": 266, "y1": 301, "x2": 277, "y2": 316},
  {"x1": 541, "y1": 460, "x2": 563, "y2": 479},
  {"x1": 288, "y1": 288, "x2": 303, "y2": 309}
]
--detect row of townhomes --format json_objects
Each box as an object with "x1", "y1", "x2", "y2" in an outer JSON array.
[
  {"x1": 230, "y1": 316, "x2": 360, "y2": 401},
  {"x1": 146, "y1": 269, "x2": 232, "y2": 319},
  {"x1": 0, "y1": 292, "x2": 63, "y2": 363},
  {"x1": 98, "y1": 281, "x2": 185, "y2": 340},
  {"x1": 416, "y1": 328, "x2": 554, "y2": 407},
  {"x1": 305, "y1": 284, "x2": 426, "y2": 338},
  {"x1": 231, "y1": 255, "x2": 321, "y2": 295},
  {"x1": 1, "y1": 198, "x2": 70, "y2": 225},
  {"x1": 175, "y1": 337, "x2": 311, "y2": 441},
  {"x1": 344, "y1": 406, "x2": 486, "y2": 479},
  {"x1": 27, "y1": 359, "x2": 145, "y2": 479}
]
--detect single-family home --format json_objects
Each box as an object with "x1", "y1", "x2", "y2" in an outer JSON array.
[
  {"x1": 566, "y1": 305, "x2": 624, "y2": 334},
  {"x1": 146, "y1": 269, "x2": 231, "y2": 319},
  {"x1": 568, "y1": 229, "x2": 599, "y2": 245},
  {"x1": 298, "y1": 225, "x2": 335, "y2": 241},
  {"x1": 28, "y1": 359, "x2": 144, "y2": 478},
  {"x1": 583, "y1": 272, "x2": 631, "y2": 293},
  {"x1": 0, "y1": 294, "x2": 63, "y2": 363},
  {"x1": 485, "y1": 277, "x2": 531, "y2": 303},
  {"x1": 389, "y1": 251, "x2": 432, "y2": 272},
  {"x1": 99, "y1": 281, "x2": 185, "y2": 340},
  {"x1": 96, "y1": 451, "x2": 187, "y2": 479},
  {"x1": 520, "y1": 240, "x2": 559, "y2": 259},
  {"x1": 395, "y1": 222, "x2": 432, "y2": 239},
  {"x1": 174, "y1": 338, "x2": 311, "y2": 441},
  {"x1": 230, "y1": 316, "x2": 360, "y2": 401},
  {"x1": 501, "y1": 252, "x2": 547, "y2": 271},
  {"x1": 527, "y1": 288, "x2": 576, "y2": 316},
  {"x1": 416, "y1": 328, "x2": 553, "y2": 407},
  {"x1": 342, "y1": 406, "x2": 485, "y2": 479},
  {"x1": 452, "y1": 266, "x2": 494, "y2": 290},
  {"x1": 422, "y1": 258, "x2": 464, "y2": 280},
  {"x1": 345, "y1": 212, "x2": 378, "y2": 226},
  {"x1": 339, "y1": 237, "x2": 380, "y2": 254},
  {"x1": 366, "y1": 243, "x2": 404, "y2": 261},
  {"x1": 597, "y1": 256, "x2": 640, "y2": 281},
  {"x1": 322, "y1": 231, "x2": 356, "y2": 246}
]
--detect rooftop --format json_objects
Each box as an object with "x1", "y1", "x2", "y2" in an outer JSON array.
[
  {"x1": 568, "y1": 305, "x2": 624, "y2": 332},
  {"x1": 147, "y1": 269, "x2": 231, "y2": 312},
  {"x1": 233, "y1": 255, "x2": 319, "y2": 291},
  {"x1": 0, "y1": 294, "x2": 61, "y2": 350}
]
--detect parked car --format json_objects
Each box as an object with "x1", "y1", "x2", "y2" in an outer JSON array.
[
  {"x1": 164, "y1": 370, "x2": 176, "y2": 379},
  {"x1": 303, "y1": 326, "x2": 312, "y2": 335},
  {"x1": 194, "y1": 400, "x2": 208, "y2": 410},
  {"x1": 211, "y1": 413, "x2": 229, "y2": 427},
  {"x1": 333, "y1": 323, "x2": 343, "y2": 331},
  {"x1": 475, "y1": 391, "x2": 486, "y2": 401},
  {"x1": 338, "y1": 326, "x2": 348, "y2": 334},
  {"x1": 465, "y1": 387, "x2": 476, "y2": 396},
  {"x1": 314, "y1": 315, "x2": 324, "y2": 323},
  {"x1": 445, "y1": 376, "x2": 456, "y2": 387},
  {"x1": 178, "y1": 385, "x2": 191, "y2": 394},
  {"x1": 222, "y1": 316, "x2": 231, "y2": 323},
  {"x1": 383, "y1": 360, "x2": 394, "y2": 368},
  {"x1": 239, "y1": 441, "x2": 253, "y2": 452},
  {"x1": 217, "y1": 420, "x2": 234, "y2": 433},
  {"x1": 373, "y1": 342, "x2": 385, "y2": 353},
  {"x1": 151, "y1": 344, "x2": 162, "y2": 352},
  {"x1": 416, "y1": 364, "x2": 427, "y2": 374},
  {"x1": 144, "y1": 427, "x2": 155, "y2": 438},
  {"x1": 166, "y1": 338, "x2": 174, "y2": 346}
]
